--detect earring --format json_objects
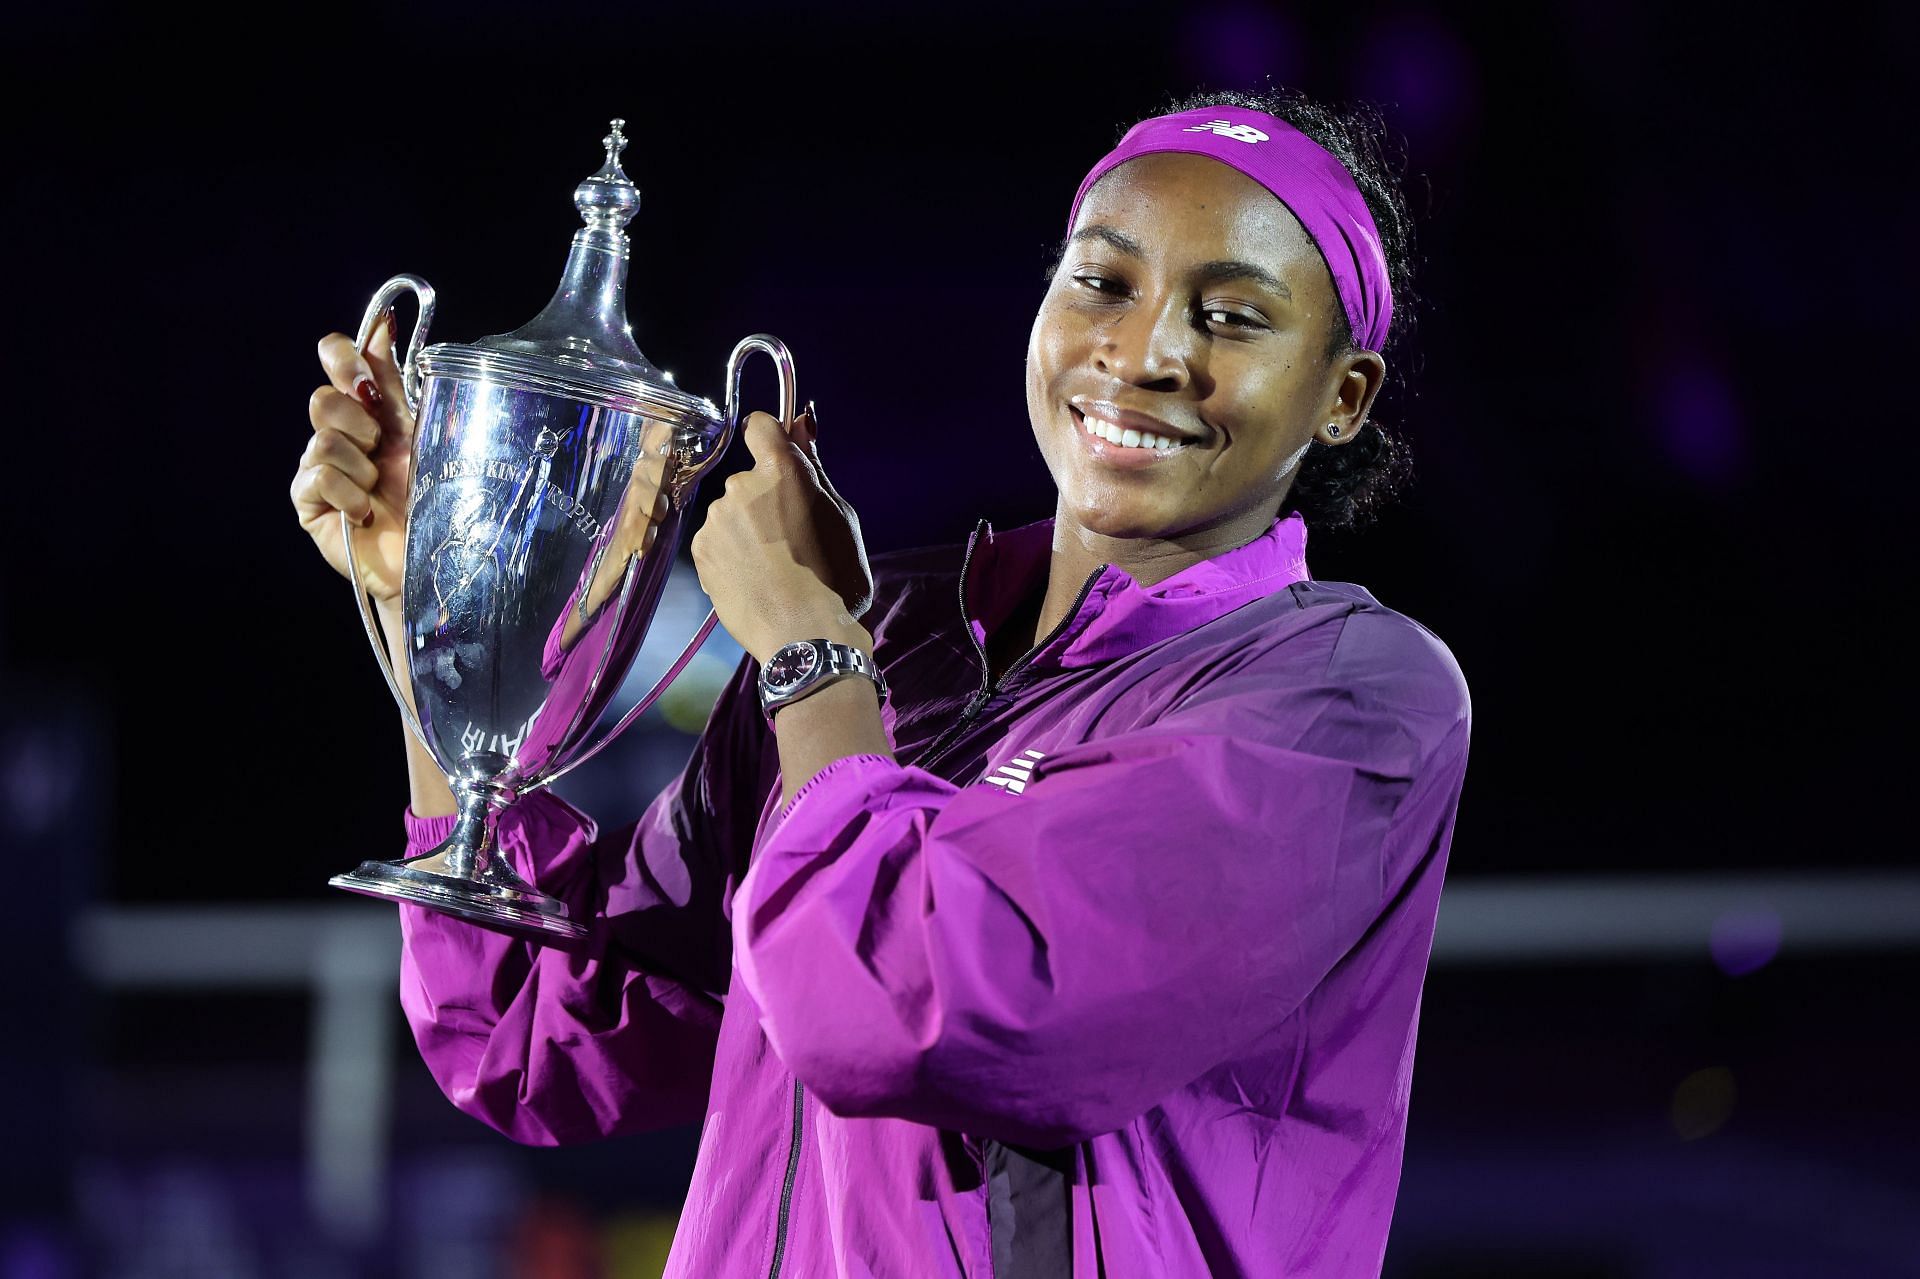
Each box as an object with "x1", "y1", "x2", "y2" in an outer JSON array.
[{"x1": 1327, "y1": 423, "x2": 1341, "y2": 439}]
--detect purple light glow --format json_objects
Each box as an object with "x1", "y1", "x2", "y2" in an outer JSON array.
[
  {"x1": 1710, "y1": 907, "x2": 1782, "y2": 977},
  {"x1": 0, "y1": 1227, "x2": 72, "y2": 1279},
  {"x1": 1175, "y1": 2, "x2": 1305, "y2": 93},
  {"x1": 1657, "y1": 363, "x2": 1750, "y2": 491},
  {"x1": 1352, "y1": 11, "x2": 1481, "y2": 161},
  {"x1": 3, "y1": 730, "x2": 81, "y2": 838}
]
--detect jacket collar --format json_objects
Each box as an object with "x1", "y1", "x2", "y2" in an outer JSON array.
[{"x1": 960, "y1": 509, "x2": 1311, "y2": 671}]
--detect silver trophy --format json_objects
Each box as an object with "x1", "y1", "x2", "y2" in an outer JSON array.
[{"x1": 327, "y1": 119, "x2": 793, "y2": 940}]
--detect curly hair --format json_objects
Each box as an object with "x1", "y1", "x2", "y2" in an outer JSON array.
[{"x1": 1051, "y1": 85, "x2": 1424, "y2": 535}]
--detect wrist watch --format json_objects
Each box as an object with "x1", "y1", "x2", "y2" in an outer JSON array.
[{"x1": 758, "y1": 638, "x2": 888, "y2": 723}]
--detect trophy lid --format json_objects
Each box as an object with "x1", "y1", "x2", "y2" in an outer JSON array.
[{"x1": 417, "y1": 119, "x2": 718, "y2": 421}]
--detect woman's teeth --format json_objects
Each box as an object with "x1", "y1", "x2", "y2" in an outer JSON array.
[{"x1": 1082, "y1": 414, "x2": 1184, "y2": 451}]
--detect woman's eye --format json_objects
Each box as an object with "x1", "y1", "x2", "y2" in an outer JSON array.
[
  {"x1": 1203, "y1": 308, "x2": 1265, "y2": 331},
  {"x1": 1072, "y1": 274, "x2": 1124, "y2": 296}
]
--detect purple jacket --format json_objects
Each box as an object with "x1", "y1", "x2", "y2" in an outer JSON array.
[{"x1": 396, "y1": 508, "x2": 1472, "y2": 1276}]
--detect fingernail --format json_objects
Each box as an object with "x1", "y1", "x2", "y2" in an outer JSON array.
[
  {"x1": 354, "y1": 375, "x2": 383, "y2": 409},
  {"x1": 362, "y1": 507, "x2": 376, "y2": 528}
]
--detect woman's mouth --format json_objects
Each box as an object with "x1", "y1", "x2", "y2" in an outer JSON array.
[{"x1": 1070, "y1": 406, "x2": 1194, "y2": 467}]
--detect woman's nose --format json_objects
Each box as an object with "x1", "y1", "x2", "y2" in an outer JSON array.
[{"x1": 1093, "y1": 298, "x2": 1193, "y2": 389}]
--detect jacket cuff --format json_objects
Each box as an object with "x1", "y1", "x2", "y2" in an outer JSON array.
[
  {"x1": 775, "y1": 752, "x2": 900, "y2": 827},
  {"x1": 401, "y1": 788, "x2": 596, "y2": 857},
  {"x1": 403, "y1": 805, "x2": 459, "y2": 855}
]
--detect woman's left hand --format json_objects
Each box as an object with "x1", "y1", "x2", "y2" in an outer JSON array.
[{"x1": 691, "y1": 408, "x2": 873, "y2": 665}]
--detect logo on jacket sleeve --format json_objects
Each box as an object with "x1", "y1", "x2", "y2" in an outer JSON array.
[{"x1": 982, "y1": 748, "x2": 1047, "y2": 795}]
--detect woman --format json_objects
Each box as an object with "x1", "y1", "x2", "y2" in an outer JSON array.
[{"x1": 293, "y1": 87, "x2": 1469, "y2": 1278}]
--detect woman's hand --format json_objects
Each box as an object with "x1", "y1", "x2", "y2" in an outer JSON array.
[
  {"x1": 783, "y1": 401, "x2": 874, "y2": 623},
  {"x1": 691, "y1": 408, "x2": 875, "y2": 664},
  {"x1": 291, "y1": 313, "x2": 414, "y2": 602}
]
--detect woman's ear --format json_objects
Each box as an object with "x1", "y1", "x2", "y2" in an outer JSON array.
[{"x1": 1331, "y1": 349, "x2": 1387, "y2": 437}]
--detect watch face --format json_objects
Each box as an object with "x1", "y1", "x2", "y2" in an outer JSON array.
[{"x1": 765, "y1": 643, "x2": 819, "y2": 692}]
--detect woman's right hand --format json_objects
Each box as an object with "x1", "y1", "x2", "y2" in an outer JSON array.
[{"x1": 292, "y1": 312, "x2": 414, "y2": 602}]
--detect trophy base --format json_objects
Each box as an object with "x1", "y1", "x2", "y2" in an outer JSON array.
[{"x1": 330, "y1": 849, "x2": 588, "y2": 942}]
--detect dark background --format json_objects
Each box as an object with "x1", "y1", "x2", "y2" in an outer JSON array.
[{"x1": 4, "y1": 2, "x2": 1915, "y2": 1276}]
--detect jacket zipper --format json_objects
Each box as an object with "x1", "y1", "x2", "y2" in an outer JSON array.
[
  {"x1": 767, "y1": 1077, "x2": 805, "y2": 1279},
  {"x1": 916, "y1": 536, "x2": 1107, "y2": 778},
  {"x1": 761, "y1": 530, "x2": 1104, "y2": 1274}
]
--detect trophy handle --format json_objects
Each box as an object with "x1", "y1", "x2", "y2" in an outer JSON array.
[
  {"x1": 353, "y1": 273, "x2": 437, "y2": 415},
  {"x1": 543, "y1": 608, "x2": 723, "y2": 787},
  {"x1": 723, "y1": 333, "x2": 798, "y2": 435},
  {"x1": 341, "y1": 506, "x2": 434, "y2": 755},
  {"x1": 543, "y1": 334, "x2": 797, "y2": 783},
  {"x1": 338, "y1": 274, "x2": 440, "y2": 757}
]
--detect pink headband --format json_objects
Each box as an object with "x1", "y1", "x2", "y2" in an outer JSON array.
[{"x1": 1065, "y1": 105, "x2": 1393, "y2": 353}]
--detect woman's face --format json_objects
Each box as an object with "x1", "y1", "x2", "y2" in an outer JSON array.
[{"x1": 1025, "y1": 151, "x2": 1383, "y2": 545}]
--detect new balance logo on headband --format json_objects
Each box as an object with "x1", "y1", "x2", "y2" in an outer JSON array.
[
  {"x1": 982, "y1": 748, "x2": 1047, "y2": 795},
  {"x1": 1183, "y1": 119, "x2": 1269, "y2": 144}
]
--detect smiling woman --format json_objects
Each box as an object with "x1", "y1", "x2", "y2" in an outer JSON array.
[
  {"x1": 312, "y1": 84, "x2": 1472, "y2": 1279},
  {"x1": 1034, "y1": 87, "x2": 1420, "y2": 557}
]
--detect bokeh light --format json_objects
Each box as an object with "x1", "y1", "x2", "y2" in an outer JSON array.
[
  {"x1": 1670, "y1": 1066, "x2": 1738, "y2": 1141},
  {"x1": 1655, "y1": 361, "x2": 1750, "y2": 491},
  {"x1": 1710, "y1": 906, "x2": 1783, "y2": 977},
  {"x1": 1175, "y1": 2, "x2": 1306, "y2": 93},
  {"x1": 1352, "y1": 10, "x2": 1482, "y2": 162},
  {"x1": 656, "y1": 651, "x2": 736, "y2": 735}
]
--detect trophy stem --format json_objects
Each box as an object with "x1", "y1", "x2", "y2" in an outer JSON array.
[
  {"x1": 440, "y1": 779, "x2": 503, "y2": 880},
  {"x1": 327, "y1": 776, "x2": 587, "y2": 942}
]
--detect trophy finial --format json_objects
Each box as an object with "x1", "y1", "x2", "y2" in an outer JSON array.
[
  {"x1": 479, "y1": 113, "x2": 663, "y2": 383},
  {"x1": 575, "y1": 117, "x2": 640, "y2": 235}
]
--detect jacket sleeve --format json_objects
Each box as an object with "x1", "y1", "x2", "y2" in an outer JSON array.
[
  {"x1": 731, "y1": 610, "x2": 1471, "y2": 1148},
  {"x1": 398, "y1": 649, "x2": 775, "y2": 1146}
]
